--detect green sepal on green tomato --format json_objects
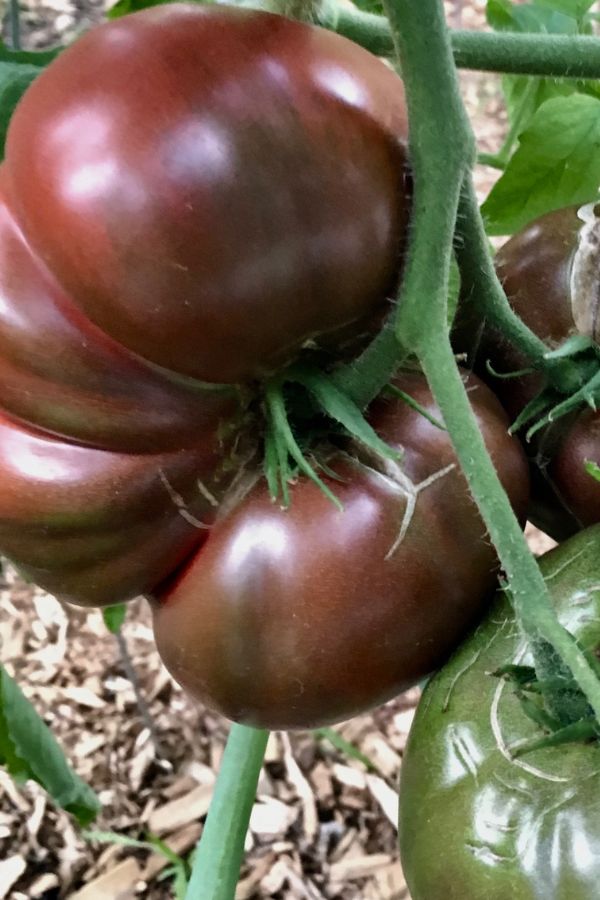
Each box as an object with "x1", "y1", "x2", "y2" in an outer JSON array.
[{"x1": 399, "y1": 525, "x2": 600, "y2": 900}]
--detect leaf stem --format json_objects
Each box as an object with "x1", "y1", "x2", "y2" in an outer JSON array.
[
  {"x1": 316, "y1": 1, "x2": 600, "y2": 79},
  {"x1": 185, "y1": 725, "x2": 268, "y2": 900},
  {"x1": 115, "y1": 629, "x2": 163, "y2": 758}
]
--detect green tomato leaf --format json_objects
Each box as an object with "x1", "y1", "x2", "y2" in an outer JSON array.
[
  {"x1": 486, "y1": 0, "x2": 519, "y2": 31},
  {"x1": 0, "y1": 665, "x2": 100, "y2": 825},
  {"x1": 0, "y1": 62, "x2": 42, "y2": 158},
  {"x1": 481, "y1": 94, "x2": 600, "y2": 236},
  {"x1": 487, "y1": 0, "x2": 578, "y2": 33},
  {"x1": 108, "y1": 0, "x2": 178, "y2": 18},
  {"x1": 102, "y1": 603, "x2": 127, "y2": 634},
  {"x1": 0, "y1": 41, "x2": 59, "y2": 66},
  {"x1": 501, "y1": 74, "x2": 574, "y2": 130},
  {"x1": 351, "y1": 0, "x2": 385, "y2": 12},
  {"x1": 585, "y1": 459, "x2": 600, "y2": 482},
  {"x1": 535, "y1": 0, "x2": 596, "y2": 20}
]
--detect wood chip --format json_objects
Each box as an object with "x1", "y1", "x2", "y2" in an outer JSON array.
[
  {"x1": 329, "y1": 853, "x2": 395, "y2": 883},
  {"x1": 0, "y1": 855, "x2": 26, "y2": 899},
  {"x1": 70, "y1": 823, "x2": 201, "y2": 900},
  {"x1": 281, "y1": 732, "x2": 318, "y2": 840},
  {"x1": 373, "y1": 861, "x2": 409, "y2": 899},
  {"x1": 26, "y1": 789, "x2": 46, "y2": 840},
  {"x1": 250, "y1": 797, "x2": 298, "y2": 838},
  {"x1": 29, "y1": 873, "x2": 60, "y2": 897},
  {"x1": 235, "y1": 852, "x2": 276, "y2": 900},
  {"x1": 392, "y1": 709, "x2": 416, "y2": 736},
  {"x1": 333, "y1": 763, "x2": 367, "y2": 791},
  {"x1": 361, "y1": 734, "x2": 402, "y2": 779},
  {"x1": 62, "y1": 686, "x2": 106, "y2": 709},
  {"x1": 366, "y1": 775, "x2": 399, "y2": 829},
  {"x1": 148, "y1": 783, "x2": 214, "y2": 835}
]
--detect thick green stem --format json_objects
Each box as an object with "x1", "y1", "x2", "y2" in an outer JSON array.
[
  {"x1": 185, "y1": 725, "x2": 268, "y2": 900},
  {"x1": 385, "y1": 0, "x2": 600, "y2": 722},
  {"x1": 316, "y1": 1, "x2": 600, "y2": 79},
  {"x1": 451, "y1": 28, "x2": 600, "y2": 77},
  {"x1": 332, "y1": 321, "x2": 405, "y2": 409},
  {"x1": 420, "y1": 338, "x2": 600, "y2": 721}
]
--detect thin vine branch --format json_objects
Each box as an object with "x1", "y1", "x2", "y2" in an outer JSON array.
[
  {"x1": 185, "y1": 725, "x2": 268, "y2": 900},
  {"x1": 384, "y1": 0, "x2": 600, "y2": 722},
  {"x1": 477, "y1": 77, "x2": 538, "y2": 170},
  {"x1": 9, "y1": 0, "x2": 21, "y2": 50},
  {"x1": 455, "y1": 179, "x2": 584, "y2": 396},
  {"x1": 115, "y1": 630, "x2": 163, "y2": 758},
  {"x1": 315, "y1": 1, "x2": 600, "y2": 79}
]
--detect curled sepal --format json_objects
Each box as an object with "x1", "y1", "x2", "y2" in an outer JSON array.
[
  {"x1": 383, "y1": 383, "x2": 446, "y2": 430},
  {"x1": 510, "y1": 718, "x2": 599, "y2": 759},
  {"x1": 509, "y1": 388, "x2": 556, "y2": 436},
  {"x1": 525, "y1": 369, "x2": 600, "y2": 441},
  {"x1": 265, "y1": 381, "x2": 342, "y2": 510},
  {"x1": 287, "y1": 366, "x2": 403, "y2": 462}
]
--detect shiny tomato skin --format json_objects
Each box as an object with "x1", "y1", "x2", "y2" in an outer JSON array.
[
  {"x1": 6, "y1": 4, "x2": 410, "y2": 384},
  {"x1": 454, "y1": 206, "x2": 582, "y2": 420},
  {"x1": 549, "y1": 409, "x2": 600, "y2": 527},
  {"x1": 400, "y1": 526, "x2": 600, "y2": 900},
  {"x1": 151, "y1": 372, "x2": 529, "y2": 730},
  {"x1": 0, "y1": 176, "x2": 239, "y2": 453},
  {"x1": 454, "y1": 206, "x2": 600, "y2": 538},
  {"x1": 0, "y1": 411, "x2": 230, "y2": 607}
]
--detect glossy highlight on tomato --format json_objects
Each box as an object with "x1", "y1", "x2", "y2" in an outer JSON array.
[
  {"x1": 0, "y1": 413, "x2": 229, "y2": 607},
  {"x1": 454, "y1": 205, "x2": 600, "y2": 537},
  {"x1": 151, "y1": 372, "x2": 529, "y2": 730},
  {"x1": 6, "y1": 3, "x2": 410, "y2": 384},
  {"x1": 0, "y1": 4, "x2": 413, "y2": 606},
  {"x1": 400, "y1": 526, "x2": 600, "y2": 900}
]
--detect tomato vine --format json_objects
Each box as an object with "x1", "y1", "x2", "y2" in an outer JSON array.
[{"x1": 181, "y1": 1, "x2": 600, "y2": 897}]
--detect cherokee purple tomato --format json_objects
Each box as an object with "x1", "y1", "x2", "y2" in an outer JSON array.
[
  {"x1": 454, "y1": 204, "x2": 600, "y2": 536},
  {"x1": 150, "y1": 372, "x2": 529, "y2": 730},
  {"x1": 0, "y1": 410, "x2": 235, "y2": 607},
  {"x1": 6, "y1": 3, "x2": 410, "y2": 384},
  {"x1": 0, "y1": 176, "x2": 238, "y2": 453}
]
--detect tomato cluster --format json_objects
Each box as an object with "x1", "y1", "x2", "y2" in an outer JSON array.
[
  {"x1": 400, "y1": 208, "x2": 600, "y2": 895},
  {"x1": 454, "y1": 204, "x2": 600, "y2": 537},
  {"x1": 153, "y1": 370, "x2": 529, "y2": 729},
  {"x1": 0, "y1": 3, "x2": 409, "y2": 606},
  {"x1": 0, "y1": 3, "x2": 533, "y2": 729}
]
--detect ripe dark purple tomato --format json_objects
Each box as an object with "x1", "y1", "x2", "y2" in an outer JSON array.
[
  {"x1": 454, "y1": 204, "x2": 600, "y2": 537},
  {"x1": 0, "y1": 175, "x2": 238, "y2": 453},
  {"x1": 151, "y1": 372, "x2": 529, "y2": 730},
  {"x1": 0, "y1": 411, "x2": 236, "y2": 607},
  {"x1": 6, "y1": 3, "x2": 410, "y2": 384}
]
